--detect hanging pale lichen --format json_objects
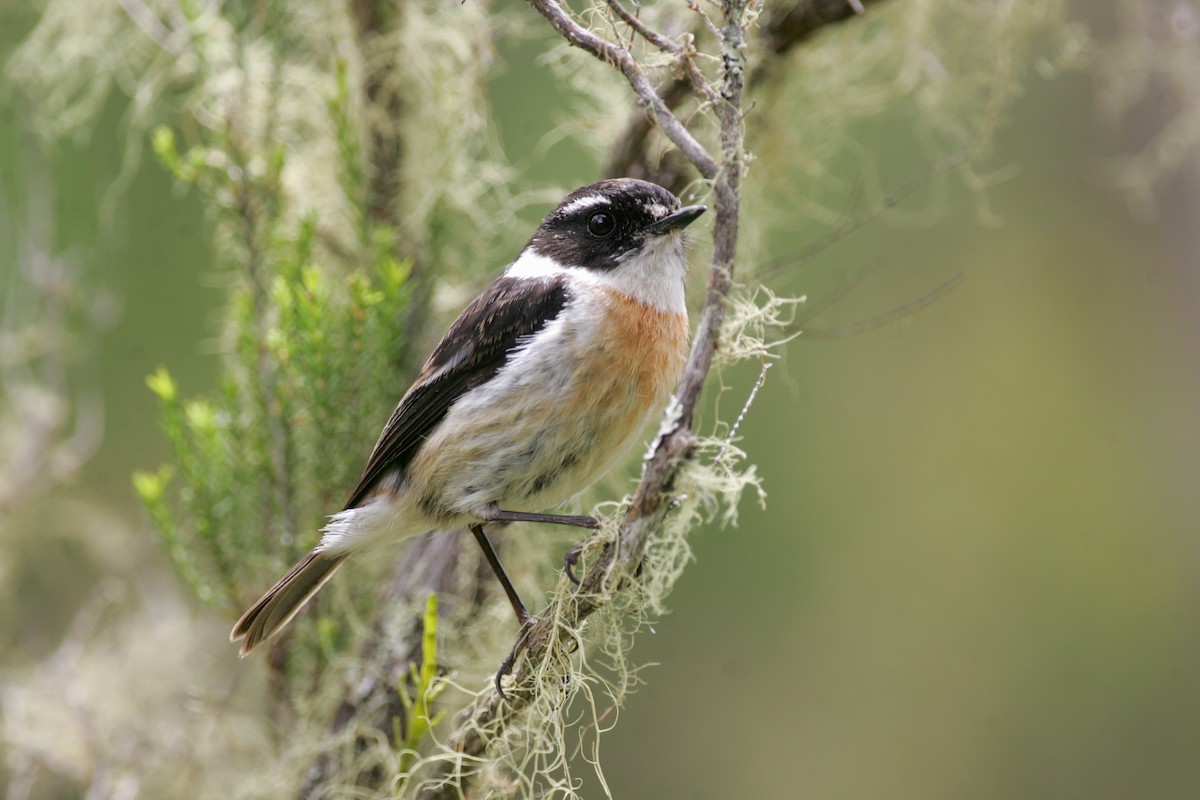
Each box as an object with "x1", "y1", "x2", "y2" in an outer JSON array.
[
  {"x1": 1095, "y1": 0, "x2": 1200, "y2": 217},
  {"x1": 2, "y1": 1, "x2": 1091, "y2": 798},
  {"x1": 748, "y1": 0, "x2": 1086, "y2": 232}
]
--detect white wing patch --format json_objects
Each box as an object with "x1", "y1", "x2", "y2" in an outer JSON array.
[
  {"x1": 505, "y1": 250, "x2": 570, "y2": 280},
  {"x1": 424, "y1": 343, "x2": 470, "y2": 383}
]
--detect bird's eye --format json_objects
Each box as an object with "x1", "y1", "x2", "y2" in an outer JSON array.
[{"x1": 586, "y1": 211, "x2": 615, "y2": 237}]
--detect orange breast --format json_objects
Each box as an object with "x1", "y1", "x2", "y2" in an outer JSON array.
[
  {"x1": 599, "y1": 288, "x2": 690, "y2": 402},
  {"x1": 561, "y1": 289, "x2": 689, "y2": 457}
]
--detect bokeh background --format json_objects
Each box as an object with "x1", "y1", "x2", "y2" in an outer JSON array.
[{"x1": 3, "y1": 1, "x2": 1200, "y2": 798}]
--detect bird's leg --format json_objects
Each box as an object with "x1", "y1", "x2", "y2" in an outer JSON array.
[
  {"x1": 471, "y1": 510, "x2": 602, "y2": 698},
  {"x1": 470, "y1": 524, "x2": 531, "y2": 625},
  {"x1": 470, "y1": 524, "x2": 536, "y2": 699},
  {"x1": 483, "y1": 507, "x2": 601, "y2": 530},
  {"x1": 480, "y1": 506, "x2": 599, "y2": 586}
]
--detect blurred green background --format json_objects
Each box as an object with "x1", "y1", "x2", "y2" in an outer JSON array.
[{"x1": 3, "y1": 1, "x2": 1200, "y2": 798}]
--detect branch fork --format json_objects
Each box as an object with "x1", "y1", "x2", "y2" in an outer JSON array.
[
  {"x1": 409, "y1": 3, "x2": 747, "y2": 796},
  {"x1": 529, "y1": 0, "x2": 719, "y2": 178},
  {"x1": 410, "y1": 1, "x2": 888, "y2": 796}
]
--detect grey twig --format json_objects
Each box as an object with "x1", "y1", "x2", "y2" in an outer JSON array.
[
  {"x1": 604, "y1": 0, "x2": 891, "y2": 183},
  {"x1": 311, "y1": 2, "x2": 886, "y2": 796},
  {"x1": 415, "y1": 2, "x2": 753, "y2": 797},
  {"x1": 759, "y1": 151, "x2": 971, "y2": 280},
  {"x1": 529, "y1": 0, "x2": 719, "y2": 179},
  {"x1": 603, "y1": 0, "x2": 681, "y2": 53},
  {"x1": 796, "y1": 270, "x2": 967, "y2": 340}
]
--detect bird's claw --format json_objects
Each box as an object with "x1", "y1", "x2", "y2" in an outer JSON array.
[
  {"x1": 495, "y1": 617, "x2": 537, "y2": 700},
  {"x1": 564, "y1": 542, "x2": 586, "y2": 585},
  {"x1": 564, "y1": 541, "x2": 646, "y2": 586}
]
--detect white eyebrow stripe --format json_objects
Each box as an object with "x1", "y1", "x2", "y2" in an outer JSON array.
[{"x1": 557, "y1": 194, "x2": 610, "y2": 216}]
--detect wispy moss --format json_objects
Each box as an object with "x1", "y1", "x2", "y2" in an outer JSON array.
[
  {"x1": 749, "y1": 0, "x2": 1085, "y2": 234},
  {"x1": 3, "y1": 1, "x2": 1094, "y2": 797},
  {"x1": 1095, "y1": 0, "x2": 1200, "y2": 217}
]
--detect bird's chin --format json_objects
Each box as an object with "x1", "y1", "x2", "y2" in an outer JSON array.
[
  {"x1": 648, "y1": 230, "x2": 689, "y2": 261},
  {"x1": 638, "y1": 229, "x2": 686, "y2": 252}
]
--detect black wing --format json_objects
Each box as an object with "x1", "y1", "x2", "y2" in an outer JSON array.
[{"x1": 342, "y1": 274, "x2": 568, "y2": 510}]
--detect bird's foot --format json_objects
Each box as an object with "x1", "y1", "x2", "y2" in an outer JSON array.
[
  {"x1": 564, "y1": 541, "x2": 586, "y2": 585},
  {"x1": 563, "y1": 541, "x2": 645, "y2": 586},
  {"x1": 495, "y1": 616, "x2": 537, "y2": 700}
]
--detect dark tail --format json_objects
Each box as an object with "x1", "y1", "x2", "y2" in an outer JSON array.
[{"x1": 230, "y1": 549, "x2": 347, "y2": 656}]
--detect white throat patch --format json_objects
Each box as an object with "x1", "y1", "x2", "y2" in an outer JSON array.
[{"x1": 505, "y1": 242, "x2": 688, "y2": 314}]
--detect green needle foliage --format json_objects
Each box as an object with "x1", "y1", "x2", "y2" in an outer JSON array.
[
  {"x1": 133, "y1": 51, "x2": 415, "y2": 687},
  {"x1": 133, "y1": 254, "x2": 409, "y2": 610},
  {"x1": 134, "y1": 214, "x2": 411, "y2": 685},
  {"x1": 4, "y1": 0, "x2": 1090, "y2": 796}
]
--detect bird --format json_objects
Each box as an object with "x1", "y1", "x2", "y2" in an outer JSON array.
[{"x1": 230, "y1": 178, "x2": 705, "y2": 664}]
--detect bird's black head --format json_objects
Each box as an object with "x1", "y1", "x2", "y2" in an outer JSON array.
[{"x1": 525, "y1": 179, "x2": 706, "y2": 272}]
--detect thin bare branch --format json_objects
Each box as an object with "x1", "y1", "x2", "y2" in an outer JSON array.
[
  {"x1": 415, "y1": 3, "x2": 751, "y2": 797},
  {"x1": 602, "y1": 77, "x2": 691, "y2": 181},
  {"x1": 797, "y1": 270, "x2": 967, "y2": 339},
  {"x1": 528, "y1": 0, "x2": 718, "y2": 178},
  {"x1": 759, "y1": 151, "x2": 971, "y2": 281},
  {"x1": 603, "y1": 0, "x2": 681, "y2": 52},
  {"x1": 682, "y1": 33, "x2": 722, "y2": 105},
  {"x1": 606, "y1": 0, "x2": 891, "y2": 182},
  {"x1": 685, "y1": 0, "x2": 724, "y2": 41}
]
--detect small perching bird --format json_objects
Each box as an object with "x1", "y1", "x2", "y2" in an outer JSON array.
[{"x1": 230, "y1": 178, "x2": 705, "y2": 669}]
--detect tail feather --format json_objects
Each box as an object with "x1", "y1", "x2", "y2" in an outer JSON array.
[{"x1": 230, "y1": 549, "x2": 347, "y2": 656}]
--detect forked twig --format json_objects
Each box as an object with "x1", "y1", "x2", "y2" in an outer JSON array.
[
  {"x1": 797, "y1": 269, "x2": 967, "y2": 339},
  {"x1": 606, "y1": 0, "x2": 892, "y2": 181},
  {"x1": 414, "y1": 3, "x2": 748, "y2": 798},
  {"x1": 414, "y1": 2, "x2": 897, "y2": 797},
  {"x1": 759, "y1": 151, "x2": 971, "y2": 281},
  {"x1": 603, "y1": 0, "x2": 681, "y2": 52},
  {"x1": 529, "y1": 0, "x2": 718, "y2": 178}
]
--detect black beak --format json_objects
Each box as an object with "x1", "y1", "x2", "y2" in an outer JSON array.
[{"x1": 643, "y1": 204, "x2": 707, "y2": 235}]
